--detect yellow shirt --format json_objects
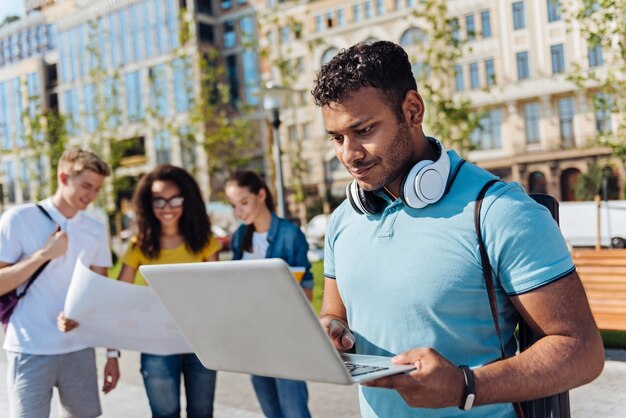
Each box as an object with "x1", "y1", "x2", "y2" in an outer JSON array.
[{"x1": 122, "y1": 236, "x2": 221, "y2": 286}]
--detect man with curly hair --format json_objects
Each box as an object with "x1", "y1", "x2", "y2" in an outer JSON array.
[{"x1": 312, "y1": 41, "x2": 603, "y2": 417}]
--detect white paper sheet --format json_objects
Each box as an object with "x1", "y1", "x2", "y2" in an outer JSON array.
[{"x1": 64, "y1": 258, "x2": 192, "y2": 355}]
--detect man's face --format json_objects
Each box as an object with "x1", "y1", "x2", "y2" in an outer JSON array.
[
  {"x1": 61, "y1": 170, "x2": 105, "y2": 211},
  {"x1": 322, "y1": 87, "x2": 416, "y2": 192}
]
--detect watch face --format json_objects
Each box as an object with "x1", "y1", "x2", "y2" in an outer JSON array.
[{"x1": 463, "y1": 393, "x2": 475, "y2": 410}]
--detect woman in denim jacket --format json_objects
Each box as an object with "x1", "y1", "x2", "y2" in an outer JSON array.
[{"x1": 226, "y1": 170, "x2": 313, "y2": 418}]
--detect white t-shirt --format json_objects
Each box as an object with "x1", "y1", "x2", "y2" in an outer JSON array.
[
  {"x1": 0, "y1": 198, "x2": 112, "y2": 355},
  {"x1": 241, "y1": 231, "x2": 269, "y2": 260}
]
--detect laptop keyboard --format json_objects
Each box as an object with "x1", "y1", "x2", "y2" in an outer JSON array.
[{"x1": 344, "y1": 361, "x2": 389, "y2": 377}]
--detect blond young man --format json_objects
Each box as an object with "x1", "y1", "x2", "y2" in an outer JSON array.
[{"x1": 0, "y1": 148, "x2": 119, "y2": 418}]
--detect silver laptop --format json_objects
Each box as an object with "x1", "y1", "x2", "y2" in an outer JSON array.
[{"x1": 139, "y1": 258, "x2": 415, "y2": 384}]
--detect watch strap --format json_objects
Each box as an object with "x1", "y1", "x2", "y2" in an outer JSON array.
[
  {"x1": 458, "y1": 365, "x2": 475, "y2": 410},
  {"x1": 106, "y1": 350, "x2": 121, "y2": 359}
]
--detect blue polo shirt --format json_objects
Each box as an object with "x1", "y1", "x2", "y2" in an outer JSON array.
[{"x1": 324, "y1": 150, "x2": 574, "y2": 417}]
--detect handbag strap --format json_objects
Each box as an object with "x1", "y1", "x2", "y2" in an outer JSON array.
[
  {"x1": 474, "y1": 180, "x2": 525, "y2": 418},
  {"x1": 16, "y1": 204, "x2": 55, "y2": 299}
]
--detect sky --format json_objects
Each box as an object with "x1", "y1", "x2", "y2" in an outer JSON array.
[{"x1": 0, "y1": 0, "x2": 25, "y2": 23}]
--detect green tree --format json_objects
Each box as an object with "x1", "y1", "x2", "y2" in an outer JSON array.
[
  {"x1": 567, "y1": 0, "x2": 626, "y2": 194},
  {"x1": 410, "y1": 0, "x2": 484, "y2": 155}
]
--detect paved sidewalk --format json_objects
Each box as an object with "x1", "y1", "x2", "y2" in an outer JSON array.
[{"x1": 0, "y1": 348, "x2": 624, "y2": 417}]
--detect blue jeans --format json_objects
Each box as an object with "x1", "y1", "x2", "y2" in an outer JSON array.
[
  {"x1": 141, "y1": 353, "x2": 217, "y2": 418},
  {"x1": 251, "y1": 375, "x2": 311, "y2": 418}
]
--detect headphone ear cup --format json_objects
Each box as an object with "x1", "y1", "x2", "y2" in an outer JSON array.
[
  {"x1": 346, "y1": 181, "x2": 385, "y2": 215},
  {"x1": 400, "y1": 160, "x2": 433, "y2": 209}
]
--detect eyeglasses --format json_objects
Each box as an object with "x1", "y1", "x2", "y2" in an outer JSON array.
[{"x1": 152, "y1": 196, "x2": 185, "y2": 209}]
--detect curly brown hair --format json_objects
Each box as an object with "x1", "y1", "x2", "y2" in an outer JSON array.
[
  {"x1": 133, "y1": 164, "x2": 211, "y2": 259},
  {"x1": 311, "y1": 41, "x2": 417, "y2": 121}
]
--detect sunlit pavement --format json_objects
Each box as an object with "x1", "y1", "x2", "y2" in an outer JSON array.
[{"x1": 0, "y1": 345, "x2": 624, "y2": 417}]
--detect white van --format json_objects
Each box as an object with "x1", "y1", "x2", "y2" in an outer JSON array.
[{"x1": 559, "y1": 200, "x2": 626, "y2": 248}]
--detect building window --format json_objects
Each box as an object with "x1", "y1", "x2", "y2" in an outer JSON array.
[
  {"x1": 450, "y1": 18, "x2": 460, "y2": 42},
  {"x1": 315, "y1": 15, "x2": 323, "y2": 31},
  {"x1": 179, "y1": 126, "x2": 196, "y2": 170},
  {"x1": 20, "y1": 159, "x2": 30, "y2": 202},
  {"x1": 225, "y1": 55, "x2": 240, "y2": 106},
  {"x1": 353, "y1": 4, "x2": 362, "y2": 22},
  {"x1": 547, "y1": 0, "x2": 561, "y2": 22},
  {"x1": 337, "y1": 9, "x2": 346, "y2": 26},
  {"x1": 280, "y1": 25, "x2": 290, "y2": 43},
  {"x1": 588, "y1": 44, "x2": 603, "y2": 67},
  {"x1": 484, "y1": 59, "x2": 495, "y2": 86},
  {"x1": 242, "y1": 50, "x2": 259, "y2": 105},
  {"x1": 454, "y1": 64, "x2": 464, "y2": 91},
  {"x1": 197, "y1": 0, "x2": 213, "y2": 15},
  {"x1": 321, "y1": 47, "x2": 339, "y2": 65},
  {"x1": 83, "y1": 84, "x2": 97, "y2": 133},
  {"x1": 240, "y1": 16, "x2": 255, "y2": 45},
  {"x1": 465, "y1": 15, "x2": 475, "y2": 41},
  {"x1": 376, "y1": 0, "x2": 384, "y2": 15},
  {"x1": 558, "y1": 97, "x2": 575, "y2": 146},
  {"x1": 173, "y1": 58, "x2": 193, "y2": 112},
  {"x1": 471, "y1": 108, "x2": 503, "y2": 149},
  {"x1": 302, "y1": 122, "x2": 311, "y2": 141},
  {"x1": 125, "y1": 70, "x2": 144, "y2": 122},
  {"x1": 551, "y1": 44, "x2": 565, "y2": 74},
  {"x1": 63, "y1": 89, "x2": 78, "y2": 135},
  {"x1": 221, "y1": 0, "x2": 232, "y2": 10},
  {"x1": 399, "y1": 27, "x2": 426, "y2": 47},
  {"x1": 516, "y1": 51, "x2": 530, "y2": 80},
  {"x1": 149, "y1": 64, "x2": 169, "y2": 117},
  {"x1": 104, "y1": 77, "x2": 121, "y2": 127},
  {"x1": 198, "y1": 23, "x2": 215, "y2": 43},
  {"x1": 364, "y1": 1, "x2": 373, "y2": 18},
  {"x1": 5, "y1": 161, "x2": 15, "y2": 203},
  {"x1": 224, "y1": 20, "x2": 236, "y2": 48},
  {"x1": 0, "y1": 82, "x2": 9, "y2": 149},
  {"x1": 528, "y1": 171, "x2": 547, "y2": 194},
  {"x1": 469, "y1": 62, "x2": 480, "y2": 89},
  {"x1": 512, "y1": 1, "x2": 526, "y2": 30},
  {"x1": 524, "y1": 102, "x2": 541, "y2": 144},
  {"x1": 594, "y1": 93, "x2": 612, "y2": 135},
  {"x1": 154, "y1": 130, "x2": 171, "y2": 164}
]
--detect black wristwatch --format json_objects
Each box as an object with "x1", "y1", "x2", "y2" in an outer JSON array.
[{"x1": 458, "y1": 365, "x2": 475, "y2": 410}]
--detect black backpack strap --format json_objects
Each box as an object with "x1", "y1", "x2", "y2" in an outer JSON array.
[
  {"x1": 474, "y1": 179, "x2": 506, "y2": 358},
  {"x1": 475, "y1": 180, "x2": 526, "y2": 418},
  {"x1": 17, "y1": 204, "x2": 55, "y2": 299}
]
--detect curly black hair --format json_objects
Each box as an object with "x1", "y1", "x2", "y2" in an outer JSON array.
[
  {"x1": 133, "y1": 164, "x2": 212, "y2": 259},
  {"x1": 311, "y1": 41, "x2": 417, "y2": 120}
]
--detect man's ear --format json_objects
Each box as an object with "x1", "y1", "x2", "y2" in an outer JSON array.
[
  {"x1": 58, "y1": 171, "x2": 69, "y2": 185},
  {"x1": 403, "y1": 90, "x2": 425, "y2": 127}
]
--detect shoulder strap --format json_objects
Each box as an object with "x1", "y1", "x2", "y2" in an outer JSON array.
[
  {"x1": 16, "y1": 205, "x2": 55, "y2": 299},
  {"x1": 474, "y1": 179, "x2": 506, "y2": 358}
]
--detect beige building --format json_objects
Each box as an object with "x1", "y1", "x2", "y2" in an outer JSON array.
[{"x1": 256, "y1": 0, "x2": 623, "y2": 214}]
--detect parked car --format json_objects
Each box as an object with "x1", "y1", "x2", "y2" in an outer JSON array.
[
  {"x1": 304, "y1": 214, "x2": 330, "y2": 261},
  {"x1": 559, "y1": 200, "x2": 626, "y2": 248}
]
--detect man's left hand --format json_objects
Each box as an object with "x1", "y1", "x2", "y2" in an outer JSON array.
[
  {"x1": 102, "y1": 358, "x2": 120, "y2": 394},
  {"x1": 363, "y1": 347, "x2": 465, "y2": 409},
  {"x1": 57, "y1": 312, "x2": 79, "y2": 332}
]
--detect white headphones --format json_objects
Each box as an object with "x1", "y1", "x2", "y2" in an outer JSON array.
[{"x1": 346, "y1": 138, "x2": 450, "y2": 215}]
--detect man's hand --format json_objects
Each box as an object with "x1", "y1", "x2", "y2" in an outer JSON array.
[
  {"x1": 363, "y1": 347, "x2": 465, "y2": 409},
  {"x1": 57, "y1": 312, "x2": 79, "y2": 332},
  {"x1": 320, "y1": 316, "x2": 355, "y2": 351},
  {"x1": 102, "y1": 358, "x2": 120, "y2": 394},
  {"x1": 41, "y1": 226, "x2": 67, "y2": 260}
]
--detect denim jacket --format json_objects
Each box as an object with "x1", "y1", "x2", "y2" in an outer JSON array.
[{"x1": 231, "y1": 213, "x2": 313, "y2": 289}]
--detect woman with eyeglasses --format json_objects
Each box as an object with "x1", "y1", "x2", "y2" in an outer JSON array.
[{"x1": 119, "y1": 164, "x2": 221, "y2": 418}]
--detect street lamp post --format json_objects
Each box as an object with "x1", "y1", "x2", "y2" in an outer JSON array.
[{"x1": 260, "y1": 82, "x2": 291, "y2": 218}]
